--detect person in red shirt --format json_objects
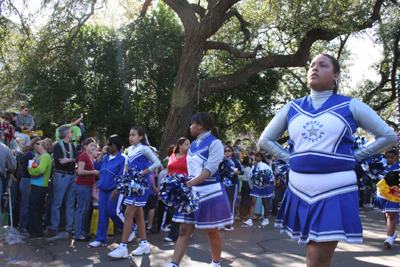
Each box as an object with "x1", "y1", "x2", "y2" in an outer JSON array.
[
  {"x1": 1, "y1": 112, "x2": 15, "y2": 146},
  {"x1": 74, "y1": 137, "x2": 100, "y2": 241},
  {"x1": 163, "y1": 138, "x2": 190, "y2": 242}
]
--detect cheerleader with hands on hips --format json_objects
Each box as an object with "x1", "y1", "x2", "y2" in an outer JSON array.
[
  {"x1": 166, "y1": 112, "x2": 232, "y2": 267},
  {"x1": 242, "y1": 152, "x2": 273, "y2": 227},
  {"x1": 259, "y1": 54, "x2": 397, "y2": 267},
  {"x1": 374, "y1": 148, "x2": 400, "y2": 248},
  {"x1": 108, "y1": 126, "x2": 161, "y2": 259}
]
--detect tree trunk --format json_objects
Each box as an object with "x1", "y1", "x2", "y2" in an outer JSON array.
[{"x1": 158, "y1": 34, "x2": 205, "y2": 158}]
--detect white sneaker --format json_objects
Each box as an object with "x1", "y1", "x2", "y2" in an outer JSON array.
[
  {"x1": 88, "y1": 241, "x2": 106, "y2": 247},
  {"x1": 128, "y1": 231, "x2": 136, "y2": 242},
  {"x1": 132, "y1": 243, "x2": 150, "y2": 256},
  {"x1": 261, "y1": 218, "x2": 269, "y2": 226},
  {"x1": 161, "y1": 226, "x2": 171, "y2": 232},
  {"x1": 243, "y1": 218, "x2": 253, "y2": 227},
  {"x1": 224, "y1": 226, "x2": 234, "y2": 231},
  {"x1": 164, "y1": 237, "x2": 174, "y2": 242},
  {"x1": 393, "y1": 232, "x2": 398, "y2": 240},
  {"x1": 210, "y1": 262, "x2": 220, "y2": 267},
  {"x1": 108, "y1": 244, "x2": 128, "y2": 258},
  {"x1": 384, "y1": 236, "x2": 394, "y2": 248}
]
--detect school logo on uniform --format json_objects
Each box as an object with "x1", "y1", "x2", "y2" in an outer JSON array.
[
  {"x1": 188, "y1": 160, "x2": 196, "y2": 173},
  {"x1": 301, "y1": 120, "x2": 325, "y2": 143}
]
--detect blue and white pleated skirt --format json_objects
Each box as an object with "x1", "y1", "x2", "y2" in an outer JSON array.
[
  {"x1": 250, "y1": 185, "x2": 273, "y2": 198},
  {"x1": 173, "y1": 182, "x2": 233, "y2": 229},
  {"x1": 274, "y1": 186, "x2": 363, "y2": 244},
  {"x1": 374, "y1": 194, "x2": 400, "y2": 213},
  {"x1": 123, "y1": 189, "x2": 151, "y2": 207}
]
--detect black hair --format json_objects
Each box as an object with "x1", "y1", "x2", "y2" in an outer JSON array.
[
  {"x1": 191, "y1": 112, "x2": 219, "y2": 139},
  {"x1": 385, "y1": 148, "x2": 398, "y2": 157},
  {"x1": 384, "y1": 171, "x2": 400, "y2": 187},
  {"x1": 173, "y1": 137, "x2": 189, "y2": 154},
  {"x1": 265, "y1": 153, "x2": 272, "y2": 160},
  {"x1": 108, "y1": 134, "x2": 122, "y2": 150},
  {"x1": 84, "y1": 137, "x2": 96, "y2": 147},
  {"x1": 255, "y1": 151, "x2": 267, "y2": 163},
  {"x1": 321, "y1": 54, "x2": 341, "y2": 94},
  {"x1": 242, "y1": 156, "x2": 251, "y2": 167},
  {"x1": 57, "y1": 116, "x2": 66, "y2": 126},
  {"x1": 130, "y1": 126, "x2": 150, "y2": 146}
]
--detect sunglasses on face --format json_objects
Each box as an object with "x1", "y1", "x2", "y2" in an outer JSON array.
[{"x1": 224, "y1": 150, "x2": 232, "y2": 152}]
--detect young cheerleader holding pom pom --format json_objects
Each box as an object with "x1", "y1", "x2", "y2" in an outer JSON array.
[
  {"x1": 374, "y1": 148, "x2": 400, "y2": 248},
  {"x1": 166, "y1": 112, "x2": 232, "y2": 267},
  {"x1": 259, "y1": 54, "x2": 397, "y2": 266},
  {"x1": 242, "y1": 152, "x2": 273, "y2": 227},
  {"x1": 108, "y1": 127, "x2": 161, "y2": 258}
]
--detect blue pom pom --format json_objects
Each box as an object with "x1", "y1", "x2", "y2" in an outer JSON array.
[
  {"x1": 273, "y1": 159, "x2": 289, "y2": 188},
  {"x1": 114, "y1": 168, "x2": 148, "y2": 197},
  {"x1": 219, "y1": 158, "x2": 234, "y2": 187},
  {"x1": 251, "y1": 168, "x2": 274, "y2": 188},
  {"x1": 158, "y1": 173, "x2": 200, "y2": 215}
]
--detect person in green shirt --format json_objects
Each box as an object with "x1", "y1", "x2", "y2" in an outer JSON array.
[
  {"x1": 27, "y1": 138, "x2": 53, "y2": 238},
  {"x1": 52, "y1": 114, "x2": 83, "y2": 147}
]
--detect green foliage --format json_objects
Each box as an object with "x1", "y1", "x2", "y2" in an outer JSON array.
[{"x1": 17, "y1": 2, "x2": 184, "y2": 144}]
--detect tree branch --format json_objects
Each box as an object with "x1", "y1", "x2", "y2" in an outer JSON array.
[
  {"x1": 140, "y1": 0, "x2": 154, "y2": 17},
  {"x1": 162, "y1": 0, "x2": 199, "y2": 34},
  {"x1": 200, "y1": 0, "x2": 385, "y2": 99},
  {"x1": 224, "y1": 8, "x2": 251, "y2": 45},
  {"x1": 191, "y1": 3, "x2": 206, "y2": 18},
  {"x1": 204, "y1": 41, "x2": 262, "y2": 58}
]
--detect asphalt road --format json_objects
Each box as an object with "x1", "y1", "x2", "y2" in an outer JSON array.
[{"x1": 0, "y1": 207, "x2": 399, "y2": 267}]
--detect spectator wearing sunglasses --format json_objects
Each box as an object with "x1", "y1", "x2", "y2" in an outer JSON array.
[{"x1": 221, "y1": 145, "x2": 243, "y2": 231}]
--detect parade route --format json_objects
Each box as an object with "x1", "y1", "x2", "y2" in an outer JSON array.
[{"x1": 1, "y1": 207, "x2": 399, "y2": 267}]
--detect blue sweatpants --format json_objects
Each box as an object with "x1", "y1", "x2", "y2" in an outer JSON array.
[{"x1": 95, "y1": 190, "x2": 133, "y2": 243}]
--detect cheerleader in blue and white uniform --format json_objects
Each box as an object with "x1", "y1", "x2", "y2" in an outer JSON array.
[
  {"x1": 108, "y1": 126, "x2": 161, "y2": 259},
  {"x1": 259, "y1": 54, "x2": 397, "y2": 266},
  {"x1": 167, "y1": 112, "x2": 232, "y2": 267},
  {"x1": 242, "y1": 152, "x2": 273, "y2": 227},
  {"x1": 374, "y1": 148, "x2": 399, "y2": 248},
  {"x1": 221, "y1": 145, "x2": 243, "y2": 231}
]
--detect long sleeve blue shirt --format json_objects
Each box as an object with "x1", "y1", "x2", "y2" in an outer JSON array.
[{"x1": 94, "y1": 151, "x2": 126, "y2": 191}]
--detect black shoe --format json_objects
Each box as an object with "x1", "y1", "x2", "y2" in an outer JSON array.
[
  {"x1": 75, "y1": 236, "x2": 91, "y2": 242},
  {"x1": 84, "y1": 233, "x2": 94, "y2": 239}
]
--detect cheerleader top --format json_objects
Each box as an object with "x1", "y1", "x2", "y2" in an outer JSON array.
[
  {"x1": 259, "y1": 90, "x2": 397, "y2": 173},
  {"x1": 187, "y1": 131, "x2": 223, "y2": 184},
  {"x1": 126, "y1": 143, "x2": 161, "y2": 193}
]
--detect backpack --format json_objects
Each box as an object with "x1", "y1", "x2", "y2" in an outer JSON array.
[{"x1": 14, "y1": 153, "x2": 24, "y2": 182}]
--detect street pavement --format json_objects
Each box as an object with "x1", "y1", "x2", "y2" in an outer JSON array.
[{"x1": 0, "y1": 207, "x2": 399, "y2": 267}]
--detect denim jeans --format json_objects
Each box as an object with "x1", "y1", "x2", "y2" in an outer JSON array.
[
  {"x1": 19, "y1": 178, "x2": 31, "y2": 229},
  {"x1": 74, "y1": 184, "x2": 92, "y2": 239},
  {"x1": 50, "y1": 172, "x2": 77, "y2": 231}
]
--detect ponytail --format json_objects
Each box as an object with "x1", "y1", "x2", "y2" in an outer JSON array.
[{"x1": 211, "y1": 126, "x2": 220, "y2": 139}]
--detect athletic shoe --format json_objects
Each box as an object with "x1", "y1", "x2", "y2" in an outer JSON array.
[
  {"x1": 261, "y1": 218, "x2": 269, "y2": 226},
  {"x1": 108, "y1": 244, "x2": 129, "y2": 258},
  {"x1": 164, "y1": 237, "x2": 175, "y2": 242},
  {"x1": 243, "y1": 219, "x2": 253, "y2": 227},
  {"x1": 161, "y1": 226, "x2": 171, "y2": 232},
  {"x1": 89, "y1": 241, "x2": 107, "y2": 247},
  {"x1": 128, "y1": 231, "x2": 136, "y2": 242},
  {"x1": 210, "y1": 262, "x2": 220, "y2": 267},
  {"x1": 132, "y1": 243, "x2": 151, "y2": 256},
  {"x1": 224, "y1": 226, "x2": 234, "y2": 231},
  {"x1": 384, "y1": 236, "x2": 394, "y2": 248},
  {"x1": 393, "y1": 232, "x2": 398, "y2": 240}
]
